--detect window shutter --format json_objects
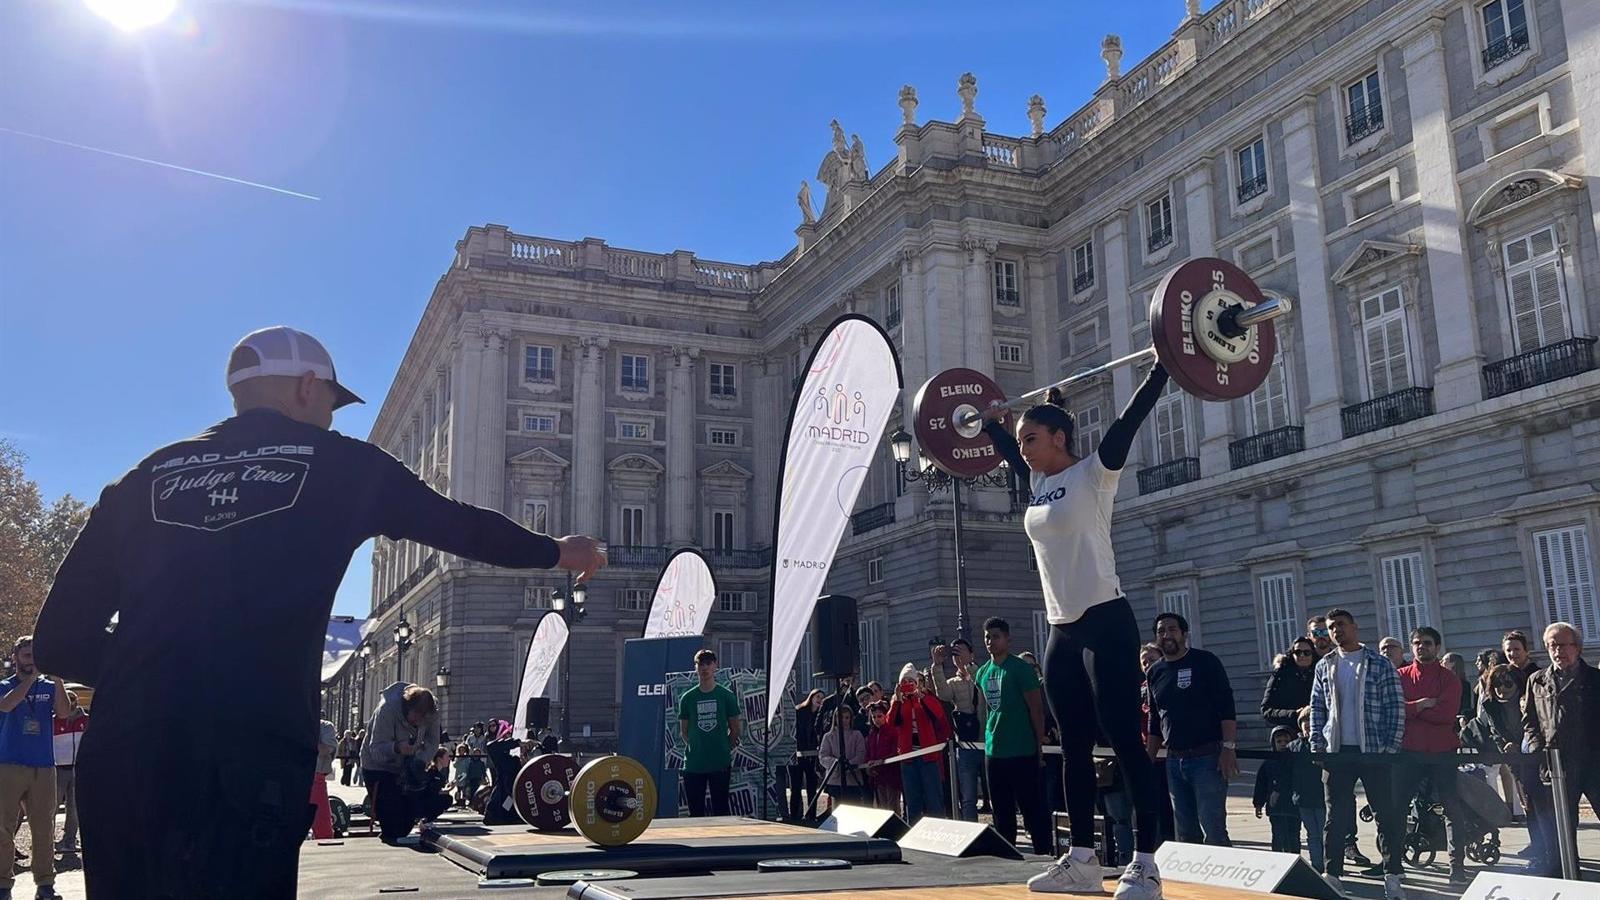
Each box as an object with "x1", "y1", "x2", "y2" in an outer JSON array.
[
  {"x1": 1380, "y1": 553, "x2": 1429, "y2": 640},
  {"x1": 1509, "y1": 269, "x2": 1541, "y2": 353},
  {"x1": 1505, "y1": 228, "x2": 1571, "y2": 353},
  {"x1": 1535, "y1": 526, "x2": 1599, "y2": 643},
  {"x1": 1362, "y1": 288, "x2": 1411, "y2": 397},
  {"x1": 1259, "y1": 574, "x2": 1298, "y2": 667},
  {"x1": 1534, "y1": 260, "x2": 1569, "y2": 345}
]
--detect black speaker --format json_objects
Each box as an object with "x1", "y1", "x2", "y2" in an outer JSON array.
[
  {"x1": 525, "y1": 696, "x2": 551, "y2": 732},
  {"x1": 812, "y1": 594, "x2": 859, "y2": 678}
]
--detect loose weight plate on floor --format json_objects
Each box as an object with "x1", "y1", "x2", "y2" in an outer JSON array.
[
  {"x1": 756, "y1": 858, "x2": 852, "y2": 872},
  {"x1": 421, "y1": 816, "x2": 901, "y2": 880},
  {"x1": 568, "y1": 874, "x2": 1298, "y2": 900},
  {"x1": 535, "y1": 869, "x2": 638, "y2": 886}
]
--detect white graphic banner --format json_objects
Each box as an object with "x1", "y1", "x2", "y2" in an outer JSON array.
[
  {"x1": 643, "y1": 549, "x2": 716, "y2": 638},
  {"x1": 765, "y1": 316, "x2": 901, "y2": 724},
  {"x1": 514, "y1": 611, "x2": 568, "y2": 739}
]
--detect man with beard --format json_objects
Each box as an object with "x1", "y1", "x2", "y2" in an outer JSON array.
[{"x1": 1144, "y1": 613, "x2": 1237, "y2": 847}]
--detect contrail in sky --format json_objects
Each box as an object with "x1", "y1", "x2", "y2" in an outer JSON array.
[{"x1": 0, "y1": 127, "x2": 320, "y2": 201}]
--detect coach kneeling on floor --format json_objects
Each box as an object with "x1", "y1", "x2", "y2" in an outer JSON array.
[{"x1": 362, "y1": 682, "x2": 447, "y2": 843}]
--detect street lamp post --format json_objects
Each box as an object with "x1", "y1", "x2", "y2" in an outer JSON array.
[
  {"x1": 889, "y1": 428, "x2": 1011, "y2": 643},
  {"x1": 550, "y1": 575, "x2": 588, "y2": 741},
  {"x1": 394, "y1": 615, "x2": 413, "y2": 683},
  {"x1": 358, "y1": 644, "x2": 372, "y2": 722}
]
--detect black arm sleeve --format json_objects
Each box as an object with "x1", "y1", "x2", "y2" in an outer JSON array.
[
  {"x1": 981, "y1": 420, "x2": 1028, "y2": 474},
  {"x1": 371, "y1": 449, "x2": 560, "y2": 569},
  {"x1": 1097, "y1": 363, "x2": 1171, "y2": 471},
  {"x1": 34, "y1": 483, "x2": 124, "y2": 686},
  {"x1": 1213, "y1": 654, "x2": 1238, "y2": 722}
]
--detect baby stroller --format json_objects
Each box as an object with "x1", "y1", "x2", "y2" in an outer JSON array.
[{"x1": 1360, "y1": 768, "x2": 1509, "y2": 866}]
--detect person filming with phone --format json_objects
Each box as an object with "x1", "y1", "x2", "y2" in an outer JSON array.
[{"x1": 360, "y1": 682, "x2": 441, "y2": 843}]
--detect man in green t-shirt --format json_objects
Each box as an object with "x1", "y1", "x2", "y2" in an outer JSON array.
[
  {"x1": 976, "y1": 617, "x2": 1052, "y2": 854},
  {"x1": 677, "y1": 649, "x2": 742, "y2": 816}
]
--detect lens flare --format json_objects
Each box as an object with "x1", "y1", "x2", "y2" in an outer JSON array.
[{"x1": 85, "y1": 0, "x2": 178, "y2": 31}]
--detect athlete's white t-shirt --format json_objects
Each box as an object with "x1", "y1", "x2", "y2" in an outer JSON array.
[{"x1": 1025, "y1": 453, "x2": 1123, "y2": 625}]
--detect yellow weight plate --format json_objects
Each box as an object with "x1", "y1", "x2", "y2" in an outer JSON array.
[{"x1": 571, "y1": 755, "x2": 656, "y2": 846}]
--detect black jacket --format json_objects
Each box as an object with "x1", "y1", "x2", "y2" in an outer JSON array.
[
  {"x1": 1252, "y1": 756, "x2": 1298, "y2": 817},
  {"x1": 1463, "y1": 695, "x2": 1521, "y2": 753},
  {"x1": 34, "y1": 409, "x2": 562, "y2": 751},
  {"x1": 794, "y1": 705, "x2": 822, "y2": 754},
  {"x1": 1284, "y1": 738, "x2": 1325, "y2": 808},
  {"x1": 1523, "y1": 660, "x2": 1600, "y2": 779},
  {"x1": 1260, "y1": 659, "x2": 1314, "y2": 729}
]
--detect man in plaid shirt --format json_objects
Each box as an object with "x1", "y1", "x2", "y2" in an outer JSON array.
[{"x1": 1309, "y1": 608, "x2": 1406, "y2": 900}]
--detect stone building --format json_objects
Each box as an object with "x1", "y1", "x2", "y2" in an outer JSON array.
[{"x1": 330, "y1": 0, "x2": 1600, "y2": 744}]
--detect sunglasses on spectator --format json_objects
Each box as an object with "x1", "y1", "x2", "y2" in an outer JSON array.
[
  {"x1": 1292, "y1": 649, "x2": 1314, "y2": 657},
  {"x1": 1311, "y1": 629, "x2": 1329, "y2": 636}
]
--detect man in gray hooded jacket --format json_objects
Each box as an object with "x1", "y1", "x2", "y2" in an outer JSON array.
[{"x1": 362, "y1": 682, "x2": 443, "y2": 842}]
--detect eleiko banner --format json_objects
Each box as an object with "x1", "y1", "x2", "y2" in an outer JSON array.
[
  {"x1": 643, "y1": 548, "x2": 716, "y2": 638},
  {"x1": 513, "y1": 610, "x2": 568, "y2": 739},
  {"x1": 763, "y1": 315, "x2": 902, "y2": 725}
]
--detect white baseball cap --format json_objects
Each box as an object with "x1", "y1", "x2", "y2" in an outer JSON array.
[{"x1": 226, "y1": 326, "x2": 364, "y2": 409}]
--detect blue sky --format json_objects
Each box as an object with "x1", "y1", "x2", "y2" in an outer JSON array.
[{"x1": 1, "y1": 0, "x2": 1181, "y2": 616}]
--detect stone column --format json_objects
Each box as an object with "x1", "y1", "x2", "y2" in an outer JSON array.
[
  {"x1": 1403, "y1": 23, "x2": 1484, "y2": 411},
  {"x1": 899, "y1": 248, "x2": 928, "y2": 415},
  {"x1": 1566, "y1": 0, "x2": 1600, "y2": 267},
  {"x1": 962, "y1": 235, "x2": 998, "y2": 375},
  {"x1": 448, "y1": 324, "x2": 484, "y2": 504},
  {"x1": 1184, "y1": 160, "x2": 1233, "y2": 474},
  {"x1": 922, "y1": 246, "x2": 964, "y2": 379},
  {"x1": 1103, "y1": 216, "x2": 1134, "y2": 408},
  {"x1": 477, "y1": 328, "x2": 509, "y2": 514},
  {"x1": 1281, "y1": 99, "x2": 1344, "y2": 446},
  {"x1": 750, "y1": 355, "x2": 782, "y2": 546},
  {"x1": 571, "y1": 337, "x2": 608, "y2": 536},
  {"x1": 665, "y1": 346, "x2": 698, "y2": 546},
  {"x1": 1026, "y1": 251, "x2": 1054, "y2": 382}
]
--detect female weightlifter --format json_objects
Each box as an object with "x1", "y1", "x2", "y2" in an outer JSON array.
[{"x1": 982, "y1": 363, "x2": 1177, "y2": 899}]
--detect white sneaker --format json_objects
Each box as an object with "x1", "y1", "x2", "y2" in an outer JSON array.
[
  {"x1": 1028, "y1": 852, "x2": 1107, "y2": 894},
  {"x1": 1384, "y1": 874, "x2": 1406, "y2": 900},
  {"x1": 1322, "y1": 874, "x2": 1347, "y2": 898},
  {"x1": 1112, "y1": 861, "x2": 1162, "y2": 900}
]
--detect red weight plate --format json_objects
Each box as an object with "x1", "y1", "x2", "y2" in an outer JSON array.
[
  {"x1": 1148, "y1": 257, "x2": 1277, "y2": 401},
  {"x1": 513, "y1": 753, "x2": 578, "y2": 831},
  {"x1": 911, "y1": 368, "x2": 1008, "y2": 479}
]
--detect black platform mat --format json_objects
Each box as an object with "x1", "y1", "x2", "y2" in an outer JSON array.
[{"x1": 423, "y1": 816, "x2": 902, "y2": 879}]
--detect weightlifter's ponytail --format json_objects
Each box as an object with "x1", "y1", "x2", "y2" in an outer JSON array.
[{"x1": 1022, "y1": 388, "x2": 1076, "y2": 448}]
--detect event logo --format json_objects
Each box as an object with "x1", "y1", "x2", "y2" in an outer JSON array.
[
  {"x1": 806, "y1": 383, "x2": 871, "y2": 447},
  {"x1": 781, "y1": 558, "x2": 826, "y2": 570}
]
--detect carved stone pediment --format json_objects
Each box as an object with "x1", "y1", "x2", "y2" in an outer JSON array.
[
  {"x1": 608, "y1": 453, "x2": 664, "y2": 475},
  {"x1": 508, "y1": 446, "x2": 570, "y2": 475},
  {"x1": 699, "y1": 460, "x2": 753, "y2": 482},
  {"x1": 1331, "y1": 239, "x2": 1420, "y2": 285},
  {"x1": 1468, "y1": 168, "x2": 1584, "y2": 226}
]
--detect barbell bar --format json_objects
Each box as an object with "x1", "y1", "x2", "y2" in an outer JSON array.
[{"x1": 915, "y1": 257, "x2": 1294, "y2": 478}]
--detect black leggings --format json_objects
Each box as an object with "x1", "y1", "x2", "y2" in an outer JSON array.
[{"x1": 1044, "y1": 596, "x2": 1160, "y2": 854}]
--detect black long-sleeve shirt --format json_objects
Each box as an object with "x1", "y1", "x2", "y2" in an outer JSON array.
[
  {"x1": 34, "y1": 408, "x2": 560, "y2": 751},
  {"x1": 983, "y1": 364, "x2": 1171, "y2": 482}
]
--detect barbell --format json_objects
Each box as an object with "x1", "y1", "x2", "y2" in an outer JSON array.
[
  {"x1": 912, "y1": 257, "x2": 1293, "y2": 478},
  {"x1": 511, "y1": 753, "x2": 658, "y2": 846}
]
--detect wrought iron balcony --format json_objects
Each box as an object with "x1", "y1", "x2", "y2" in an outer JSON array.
[
  {"x1": 1228, "y1": 426, "x2": 1304, "y2": 470},
  {"x1": 1137, "y1": 457, "x2": 1200, "y2": 495},
  {"x1": 885, "y1": 307, "x2": 901, "y2": 331},
  {"x1": 1483, "y1": 337, "x2": 1598, "y2": 399},
  {"x1": 706, "y1": 547, "x2": 772, "y2": 569},
  {"x1": 1340, "y1": 387, "x2": 1435, "y2": 438},
  {"x1": 850, "y1": 502, "x2": 896, "y2": 536},
  {"x1": 1147, "y1": 227, "x2": 1174, "y2": 254},
  {"x1": 1237, "y1": 172, "x2": 1268, "y2": 204},
  {"x1": 1346, "y1": 106, "x2": 1385, "y2": 145},
  {"x1": 1073, "y1": 270, "x2": 1095, "y2": 293},
  {"x1": 995, "y1": 288, "x2": 1021, "y2": 307},
  {"x1": 609, "y1": 545, "x2": 670, "y2": 569},
  {"x1": 1482, "y1": 28, "x2": 1530, "y2": 71}
]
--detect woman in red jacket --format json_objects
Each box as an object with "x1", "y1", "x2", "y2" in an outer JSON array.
[{"x1": 885, "y1": 663, "x2": 950, "y2": 823}]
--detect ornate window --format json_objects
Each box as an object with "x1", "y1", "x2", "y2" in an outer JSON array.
[
  {"x1": 1344, "y1": 70, "x2": 1384, "y2": 145},
  {"x1": 1072, "y1": 241, "x2": 1095, "y2": 293},
  {"x1": 992, "y1": 260, "x2": 1020, "y2": 307},
  {"x1": 1361, "y1": 286, "x2": 1415, "y2": 398},
  {"x1": 523, "y1": 345, "x2": 555, "y2": 383},
  {"x1": 1502, "y1": 226, "x2": 1572, "y2": 354}
]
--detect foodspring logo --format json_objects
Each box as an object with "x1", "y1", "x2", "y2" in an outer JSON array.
[{"x1": 1162, "y1": 855, "x2": 1269, "y2": 889}]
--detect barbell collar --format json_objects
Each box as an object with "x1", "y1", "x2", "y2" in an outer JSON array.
[{"x1": 1218, "y1": 295, "x2": 1294, "y2": 340}]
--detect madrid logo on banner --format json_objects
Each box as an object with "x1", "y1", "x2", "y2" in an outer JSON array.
[
  {"x1": 643, "y1": 549, "x2": 716, "y2": 638},
  {"x1": 514, "y1": 611, "x2": 568, "y2": 739},
  {"x1": 764, "y1": 315, "x2": 902, "y2": 725}
]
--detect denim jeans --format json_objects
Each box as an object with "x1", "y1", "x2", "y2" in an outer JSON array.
[
  {"x1": 902, "y1": 758, "x2": 945, "y2": 823},
  {"x1": 955, "y1": 746, "x2": 983, "y2": 821},
  {"x1": 1299, "y1": 805, "x2": 1326, "y2": 872},
  {"x1": 1166, "y1": 753, "x2": 1231, "y2": 846}
]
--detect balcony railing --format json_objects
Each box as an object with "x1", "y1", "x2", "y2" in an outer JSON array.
[
  {"x1": 1482, "y1": 28, "x2": 1530, "y2": 71},
  {"x1": 1340, "y1": 386, "x2": 1435, "y2": 438},
  {"x1": 609, "y1": 545, "x2": 670, "y2": 569},
  {"x1": 850, "y1": 503, "x2": 896, "y2": 536},
  {"x1": 994, "y1": 288, "x2": 1021, "y2": 307},
  {"x1": 1137, "y1": 457, "x2": 1200, "y2": 495},
  {"x1": 1073, "y1": 270, "x2": 1095, "y2": 293},
  {"x1": 707, "y1": 548, "x2": 772, "y2": 569},
  {"x1": 1228, "y1": 426, "x2": 1304, "y2": 470},
  {"x1": 885, "y1": 307, "x2": 901, "y2": 331},
  {"x1": 1237, "y1": 172, "x2": 1268, "y2": 204},
  {"x1": 1483, "y1": 337, "x2": 1598, "y2": 399},
  {"x1": 1147, "y1": 226, "x2": 1174, "y2": 254},
  {"x1": 1346, "y1": 106, "x2": 1385, "y2": 145}
]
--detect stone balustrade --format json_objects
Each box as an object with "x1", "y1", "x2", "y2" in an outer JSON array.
[
  {"x1": 606, "y1": 248, "x2": 665, "y2": 279},
  {"x1": 509, "y1": 237, "x2": 579, "y2": 268}
]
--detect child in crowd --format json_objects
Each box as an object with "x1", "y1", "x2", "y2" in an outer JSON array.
[
  {"x1": 1253, "y1": 727, "x2": 1301, "y2": 855},
  {"x1": 451, "y1": 742, "x2": 472, "y2": 806},
  {"x1": 818, "y1": 704, "x2": 867, "y2": 813},
  {"x1": 1289, "y1": 710, "x2": 1327, "y2": 872},
  {"x1": 865, "y1": 701, "x2": 901, "y2": 815}
]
